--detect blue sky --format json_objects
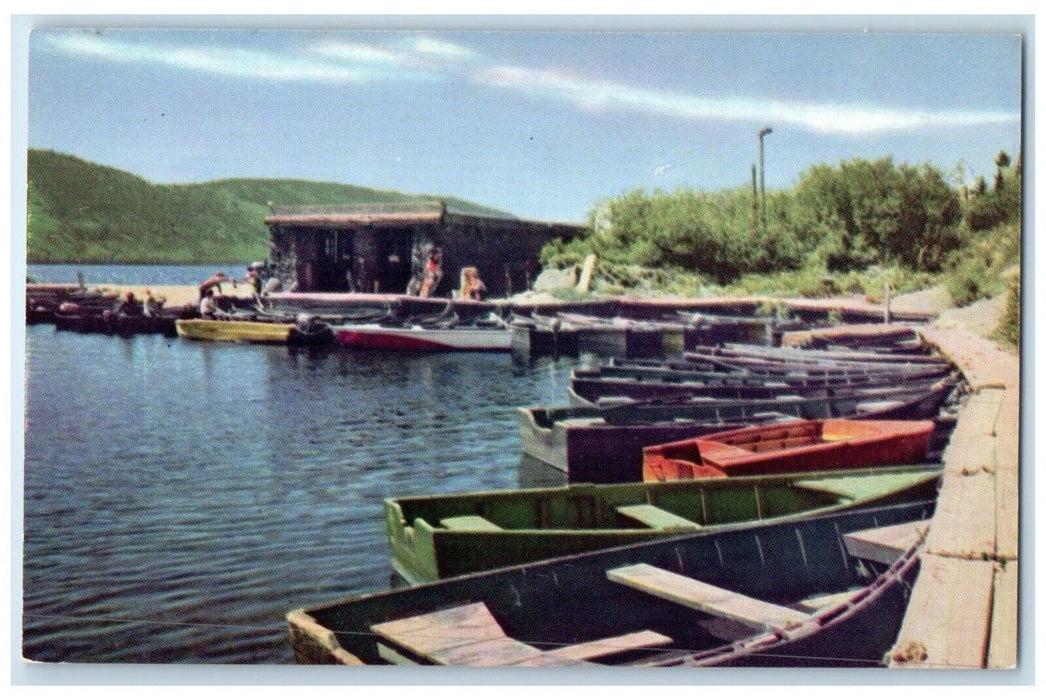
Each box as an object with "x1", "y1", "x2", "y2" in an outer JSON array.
[{"x1": 26, "y1": 26, "x2": 1023, "y2": 223}]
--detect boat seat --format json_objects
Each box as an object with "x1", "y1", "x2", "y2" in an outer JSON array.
[
  {"x1": 615, "y1": 504, "x2": 701, "y2": 530},
  {"x1": 370, "y1": 602, "x2": 667, "y2": 666},
  {"x1": 794, "y1": 590, "x2": 857, "y2": 612},
  {"x1": 371, "y1": 602, "x2": 554, "y2": 666},
  {"x1": 791, "y1": 478, "x2": 863, "y2": 500},
  {"x1": 606, "y1": 563, "x2": 810, "y2": 631},
  {"x1": 843, "y1": 519, "x2": 931, "y2": 565},
  {"x1": 547, "y1": 630, "x2": 673, "y2": 661},
  {"x1": 439, "y1": 515, "x2": 503, "y2": 531}
]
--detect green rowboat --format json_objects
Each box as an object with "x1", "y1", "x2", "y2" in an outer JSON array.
[{"x1": 384, "y1": 464, "x2": 941, "y2": 583}]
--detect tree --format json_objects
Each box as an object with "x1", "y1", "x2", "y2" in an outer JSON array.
[
  {"x1": 792, "y1": 157, "x2": 963, "y2": 272},
  {"x1": 995, "y1": 151, "x2": 1011, "y2": 191}
]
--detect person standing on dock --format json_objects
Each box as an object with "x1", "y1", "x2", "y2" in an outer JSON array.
[{"x1": 420, "y1": 248, "x2": 443, "y2": 297}]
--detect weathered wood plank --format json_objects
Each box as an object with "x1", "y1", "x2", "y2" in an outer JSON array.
[
  {"x1": 994, "y1": 388, "x2": 1021, "y2": 562},
  {"x1": 842, "y1": 519, "x2": 930, "y2": 565},
  {"x1": 370, "y1": 602, "x2": 506, "y2": 655},
  {"x1": 376, "y1": 642, "x2": 421, "y2": 666},
  {"x1": 549, "y1": 630, "x2": 673, "y2": 660},
  {"x1": 509, "y1": 654, "x2": 590, "y2": 667},
  {"x1": 606, "y1": 563, "x2": 808, "y2": 630},
  {"x1": 429, "y1": 638, "x2": 545, "y2": 667},
  {"x1": 615, "y1": 504, "x2": 701, "y2": 530},
  {"x1": 924, "y1": 468, "x2": 996, "y2": 559},
  {"x1": 987, "y1": 560, "x2": 1018, "y2": 669},
  {"x1": 439, "y1": 515, "x2": 503, "y2": 531},
  {"x1": 889, "y1": 554, "x2": 995, "y2": 669}
]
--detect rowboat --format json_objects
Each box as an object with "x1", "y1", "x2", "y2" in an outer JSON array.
[
  {"x1": 594, "y1": 357, "x2": 954, "y2": 384},
  {"x1": 518, "y1": 380, "x2": 955, "y2": 483},
  {"x1": 175, "y1": 318, "x2": 294, "y2": 343},
  {"x1": 689, "y1": 343, "x2": 949, "y2": 367},
  {"x1": 287, "y1": 499, "x2": 935, "y2": 667},
  {"x1": 53, "y1": 310, "x2": 185, "y2": 336},
  {"x1": 332, "y1": 322, "x2": 511, "y2": 351},
  {"x1": 568, "y1": 369, "x2": 947, "y2": 406},
  {"x1": 643, "y1": 419, "x2": 935, "y2": 480},
  {"x1": 783, "y1": 324, "x2": 924, "y2": 353},
  {"x1": 384, "y1": 465, "x2": 941, "y2": 583}
]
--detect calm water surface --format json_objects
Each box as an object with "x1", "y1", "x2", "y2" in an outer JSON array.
[{"x1": 22, "y1": 274, "x2": 582, "y2": 664}]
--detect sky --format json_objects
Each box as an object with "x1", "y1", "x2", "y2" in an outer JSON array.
[{"x1": 23, "y1": 22, "x2": 1024, "y2": 224}]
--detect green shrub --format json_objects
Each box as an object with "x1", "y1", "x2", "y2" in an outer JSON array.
[
  {"x1": 944, "y1": 222, "x2": 1021, "y2": 306},
  {"x1": 994, "y1": 273, "x2": 1021, "y2": 349}
]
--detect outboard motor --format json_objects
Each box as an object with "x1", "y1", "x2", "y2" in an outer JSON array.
[{"x1": 288, "y1": 313, "x2": 334, "y2": 347}]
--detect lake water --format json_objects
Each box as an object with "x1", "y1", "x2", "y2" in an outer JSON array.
[
  {"x1": 21, "y1": 266, "x2": 580, "y2": 665},
  {"x1": 27, "y1": 263, "x2": 253, "y2": 286}
]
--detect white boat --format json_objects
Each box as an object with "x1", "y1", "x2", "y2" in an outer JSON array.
[{"x1": 331, "y1": 323, "x2": 511, "y2": 352}]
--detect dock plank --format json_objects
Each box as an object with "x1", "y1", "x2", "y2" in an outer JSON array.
[
  {"x1": 987, "y1": 560, "x2": 1018, "y2": 669},
  {"x1": 924, "y1": 468, "x2": 996, "y2": 559},
  {"x1": 889, "y1": 554, "x2": 995, "y2": 668},
  {"x1": 606, "y1": 563, "x2": 808, "y2": 630}
]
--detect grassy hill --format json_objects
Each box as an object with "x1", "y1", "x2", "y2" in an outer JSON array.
[{"x1": 26, "y1": 149, "x2": 514, "y2": 264}]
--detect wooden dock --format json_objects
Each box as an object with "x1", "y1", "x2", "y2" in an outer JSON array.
[{"x1": 887, "y1": 327, "x2": 1020, "y2": 669}]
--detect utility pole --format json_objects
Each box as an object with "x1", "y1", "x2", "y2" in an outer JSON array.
[
  {"x1": 751, "y1": 164, "x2": 758, "y2": 225},
  {"x1": 758, "y1": 126, "x2": 772, "y2": 230}
]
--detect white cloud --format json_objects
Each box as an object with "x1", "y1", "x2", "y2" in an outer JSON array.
[
  {"x1": 405, "y1": 36, "x2": 478, "y2": 60},
  {"x1": 35, "y1": 32, "x2": 399, "y2": 83},
  {"x1": 312, "y1": 41, "x2": 409, "y2": 66},
  {"x1": 477, "y1": 64, "x2": 1019, "y2": 136},
  {"x1": 33, "y1": 31, "x2": 1018, "y2": 135}
]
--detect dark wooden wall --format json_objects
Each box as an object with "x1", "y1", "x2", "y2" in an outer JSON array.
[{"x1": 268, "y1": 217, "x2": 583, "y2": 297}]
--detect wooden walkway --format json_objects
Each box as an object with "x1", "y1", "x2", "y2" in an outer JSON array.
[{"x1": 889, "y1": 327, "x2": 1020, "y2": 669}]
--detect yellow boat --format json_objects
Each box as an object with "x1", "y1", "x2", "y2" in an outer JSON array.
[{"x1": 175, "y1": 318, "x2": 294, "y2": 344}]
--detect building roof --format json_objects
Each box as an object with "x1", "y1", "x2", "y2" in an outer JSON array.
[
  {"x1": 264, "y1": 201, "x2": 446, "y2": 227},
  {"x1": 264, "y1": 200, "x2": 587, "y2": 232}
]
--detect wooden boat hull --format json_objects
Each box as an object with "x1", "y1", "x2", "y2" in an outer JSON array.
[
  {"x1": 333, "y1": 324, "x2": 511, "y2": 351},
  {"x1": 519, "y1": 381, "x2": 954, "y2": 483},
  {"x1": 384, "y1": 465, "x2": 942, "y2": 583},
  {"x1": 580, "y1": 359, "x2": 952, "y2": 384},
  {"x1": 643, "y1": 419, "x2": 935, "y2": 480},
  {"x1": 175, "y1": 319, "x2": 293, "y2": 343},
  {"x1": 568, "y1": 373, "x2": 946, "y2": 407},
  {"x1": 287, "y1": 499, "x2": 935, "y2": 667},
  {"x1": 690, "y1": 343, "x2": 948, "y2": 367}
]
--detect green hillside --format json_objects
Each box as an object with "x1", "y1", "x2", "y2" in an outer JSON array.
[{"x1": 26, "y1": 149, "x2": 514, "y2": 264}]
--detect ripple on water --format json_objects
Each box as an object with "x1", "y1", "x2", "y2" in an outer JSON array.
[{"x1": 23, "y1": 324, "x2": 578, "y2": 663}]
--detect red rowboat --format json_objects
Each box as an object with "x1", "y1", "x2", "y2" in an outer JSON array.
[{"x1": 642, "y1": 419, "x2": 935, "y2": 481}]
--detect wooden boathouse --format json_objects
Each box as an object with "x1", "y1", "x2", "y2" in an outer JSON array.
[{"x1": 264, "y1": 201, "x2": 586, "y2": 298}]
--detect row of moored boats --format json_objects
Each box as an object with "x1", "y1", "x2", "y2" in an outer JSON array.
[{"x1": 287, "y1": 330, "x2": 967, "y2": 668}]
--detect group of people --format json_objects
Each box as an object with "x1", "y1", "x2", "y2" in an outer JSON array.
[
  {"x1": 198, "y1": 263, "x2": 277, "y2": 318},
  {"x1": 111, "y1": 289, "x2": 162, "y2": 317},
  {"x1": 193, "y1": 255, "x2": 488, "y2": 316},
  {"x1": 408, "y1": 248, "x2": 487, "y2": 300}
]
